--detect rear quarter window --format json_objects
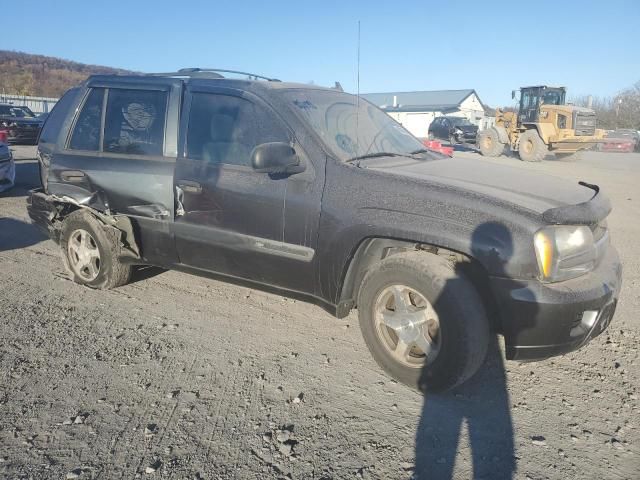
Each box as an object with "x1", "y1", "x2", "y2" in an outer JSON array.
[
  {"x1": 69, "y1": 88, "x2": 105, "y2": 151},
  {"x1": 39, "y1": 88, "x2": 79, "y2": 145}
]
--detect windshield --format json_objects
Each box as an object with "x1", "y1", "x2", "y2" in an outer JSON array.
[
  {"x1": 282, "y1": 89, "x2": 424, "y2": 162},
  {"x1": 446, "y1": 117, "x2": 473, "y2": 126},
  {"x1": 0, "y1": 105, "x2": 36, "y2": 118},
  {"x1": 541, "y1": 90, "x2": 565, "y2": 106}
]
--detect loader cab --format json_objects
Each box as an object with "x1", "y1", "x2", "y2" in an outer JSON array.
[{"x1": 518, "y1": 86, "x2": 566, "y2": 124}]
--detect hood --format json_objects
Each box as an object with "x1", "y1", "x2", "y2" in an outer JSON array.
[{"x1": 365, "y1": 156, "x2": 602, "y2": 219}]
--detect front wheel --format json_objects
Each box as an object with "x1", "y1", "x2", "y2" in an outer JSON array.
[
  {"x1": 477, "y1": 128, "x2": 504, "y2": 157},
  {"x1": 518, "y1": 129, "x2": 548, "y2": 162},
  {"x1": 357, "y1": 251, "x2": 490, "y2": 393}
]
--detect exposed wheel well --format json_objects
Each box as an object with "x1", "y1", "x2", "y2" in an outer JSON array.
[
  {"x1": 337, "y1": 238, "x2": 502, "y2": 331},
  {"x1": 43, "y1": 197, "x2": 141, "y2": 261}
]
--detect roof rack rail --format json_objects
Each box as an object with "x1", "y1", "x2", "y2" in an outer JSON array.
[{"x1": 146, "y1": 68, "x2": 280, "y2": 82}]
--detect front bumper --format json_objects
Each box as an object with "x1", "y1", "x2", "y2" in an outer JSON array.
[
  {"x1": 491, "y1": 246, "x2": 622, "y2": 361},
  {"x1": 453, "y1": 133, "x2": 477, "y2": 144}
]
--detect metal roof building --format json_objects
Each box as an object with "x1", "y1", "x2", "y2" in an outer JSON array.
[{"x1": 362, "y1": 89, "x2": 493, "y2": 139}]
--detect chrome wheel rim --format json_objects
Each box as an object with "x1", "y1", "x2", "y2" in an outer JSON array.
[
  {"x1": 373, "y1": 285, "x2": 441, "y2": 368},
  {"x1": 67, "y1": 228, "x2": 101, "y2": 281}
]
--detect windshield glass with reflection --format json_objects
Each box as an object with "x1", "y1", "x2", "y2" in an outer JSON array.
[{"x1": 282, "y1": 89, "x2": 424, "y2": 162}]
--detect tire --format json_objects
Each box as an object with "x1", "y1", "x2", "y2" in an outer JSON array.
[
  {"x1": 555, "y1": 151, "x2": 582, "y2": 162},
  {"x1": 518, "y1": 129, "x2": 547, "y2": 162},
  {"x1": 60, "y1": 210, "x2": 132, "y2": 289},
  {"x1": 449, "y1": 134, "x2": 457, "y2": 146},
  {"x1": 477, "y1": 128, "x2": 504, "y2": 157},
  {"x1": 357, "y1": 251, "x2": 490, "y2": 393}
]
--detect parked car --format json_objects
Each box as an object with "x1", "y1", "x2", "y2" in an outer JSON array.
[
  {"x1": 428, "y1": 116, "x2": 478, "y2": 145},
  {"x1": 27, "y1": 69, "x2": 621, "y2": 392},
  {"x1": 598, "y1": 138, "x2": 635, "y2": 153},
  {"x1": 0, "y1": 140, "x2": 15, "y2": 193},
  {"x1": 0, "y1": 103, "x2": 44, "y2": 144},
  {"x1": 602, "y1": 129, "x2": 640, "y2": 152}
]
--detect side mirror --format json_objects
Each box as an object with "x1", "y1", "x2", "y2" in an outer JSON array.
[{"x1": 251, "y1": 142, "x2": 305, "y2": 175}]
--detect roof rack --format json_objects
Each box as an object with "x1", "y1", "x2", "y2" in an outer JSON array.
[{"x1": 146, "y1": 68, "x2": 280, "y2": 82}]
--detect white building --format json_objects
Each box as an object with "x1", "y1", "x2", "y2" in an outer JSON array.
[{"x1": 362, "y1": 89, "x2": 494, "y2": 139}]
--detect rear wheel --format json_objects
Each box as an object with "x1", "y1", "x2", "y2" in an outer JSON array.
[
  {"x1": 477, "y1": 128, "x2": 504, "y2": 157},
  {"x1": 357, "y1": 251, "x2": 490, "y2": 393},
  {"x1": 60, "y1": 210, "x2": 132, "y2": 289},
  {"x1": 518, "y1": 129, "x2": 547, "y2": 162}
]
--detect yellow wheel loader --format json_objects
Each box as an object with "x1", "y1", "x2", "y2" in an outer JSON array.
[{"x1": 478, "y1": 86, "x2": 605, "y2": 162}]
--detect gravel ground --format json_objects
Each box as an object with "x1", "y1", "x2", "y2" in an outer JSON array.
[{"x1": 1, "y1": 146, "x2": 638, "y2": 480}]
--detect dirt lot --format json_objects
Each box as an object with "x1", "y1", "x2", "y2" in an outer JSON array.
[{"x1": 1, "y1": 146, "x2": 638, "y2": 480}]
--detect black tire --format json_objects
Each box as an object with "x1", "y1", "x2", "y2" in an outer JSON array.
[
  {"x1": 518, "y1": 129, "x2": 547, "y2": 162},
  {"x1": 60, "y1": 210, "x2": 132, "y2": 289},
  {"x1": 555, "y1": 151, "x2": 582, "y2": 162},
  {"x1": 449, "y1": 134, "x2": 457, "y2": 146},
  {"x1": 357, "y1": 251, "x2": 490, "y2": 393},
  {"x1": 477, "y1": 128, "x2": 504, "y2": 157}
]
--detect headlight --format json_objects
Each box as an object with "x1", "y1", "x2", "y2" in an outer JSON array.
[
  {"x1": 534, "y1": 226, "x2": 596, "y2": 282},
  {"x1": 454, "y1": 128, "x2": 463, "y2": 135}
]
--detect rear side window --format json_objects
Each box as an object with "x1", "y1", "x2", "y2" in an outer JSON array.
[
  {"x1": 39, "y1": 88, "x2": 79, "y2": 144},
  {"x1": 103, "y1": 89, "x2": 167, "y2": 156},
  {"x1": 69, "y1": 88, "x2": 104, "y2": 151},
  {"x1": 186, "y1": 93, "x2": 290, "y2": 166}
]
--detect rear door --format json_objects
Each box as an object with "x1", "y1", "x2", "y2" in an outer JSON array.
[
  {"x1": 47, "y1": 76, "x2": 182, "y2": 265},
  {"x1": 173, "y1": 83, "x2": 320, "y2": 293}
]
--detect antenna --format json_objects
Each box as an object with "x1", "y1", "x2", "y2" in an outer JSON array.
[{"x1": 355, "y1": 20, "x2": 361, "y2": 160}]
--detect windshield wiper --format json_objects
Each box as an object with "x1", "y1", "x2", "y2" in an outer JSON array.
[{"x1": 345, "y1": 152, "x2": 405, "y2": 163}]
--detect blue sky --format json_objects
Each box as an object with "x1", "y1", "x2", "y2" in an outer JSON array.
[{"x1": 6, "y1": 0, "x2": 639, "y2": 106}]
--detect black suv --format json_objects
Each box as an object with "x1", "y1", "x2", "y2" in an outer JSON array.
[
  {"x1": 27, "y1": 69, "x2": 621, "y2": 392},
  {"x1": 0, "y1": 104, "x2": 44, "y2": 144},
  {"x1": 428, "y1": 116, "x2": 478, "y2": 145}
]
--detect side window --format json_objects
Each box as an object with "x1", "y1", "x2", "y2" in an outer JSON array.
[
  {"x1": 69, "y1": 88, "x2": 104, "y2": 151},
  {"x1": 103, "y1": 89, "x2": 167, "y2": 156},
  {"x1": 39, "y1": 87, "x2": 79, "y2": 144},
  {"x1": 186, "y1": 93, "x2": 290, "y2": 166}
]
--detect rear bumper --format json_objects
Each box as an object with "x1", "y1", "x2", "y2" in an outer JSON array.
[
  {"x1": 26, "y1": 188, "x2": 62, "y2": 242},
  {"x1": 491, "y1": 246, "x2": 622, "y2": 361}
]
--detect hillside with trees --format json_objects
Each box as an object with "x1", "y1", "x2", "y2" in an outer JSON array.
[{"x1": 0, "y1": 50, "x2": 132, "y2": 98}]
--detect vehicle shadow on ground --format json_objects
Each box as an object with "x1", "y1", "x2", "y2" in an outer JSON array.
[
  {"x1": 449, "y1": 143, "x2": 478, "y2": 153},
  {"x1": 414, "y1": 222, "x2": 537, "y2": 479},
  {"x1": 129, "y1": 265, "x2": 167, "y2": 284},
  {"x1": 0, "y1": 217, "x2": 47, "y2": 252},
  {"x1": 0, "y1": 160, "x2": 41, "y2": 198}
]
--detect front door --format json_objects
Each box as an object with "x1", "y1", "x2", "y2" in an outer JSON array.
[
  {"x1": 519, "y1": 88, "x2": 541, "y2": 124},
  {"x1": 173, "y1": 84, "x2": 319, "y2": 292}
]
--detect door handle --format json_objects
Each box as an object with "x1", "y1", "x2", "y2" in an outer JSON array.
[
  {"x1": 60, "y1": 170, "x2": 86, "y2": 182},
  {"x1": 177, "y1": 180, "x2": 202, "y2": 194}
]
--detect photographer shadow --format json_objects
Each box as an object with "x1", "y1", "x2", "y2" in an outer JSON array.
[{"x1": 414, "y1": 221, "x2": 538, "y2": 479}]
